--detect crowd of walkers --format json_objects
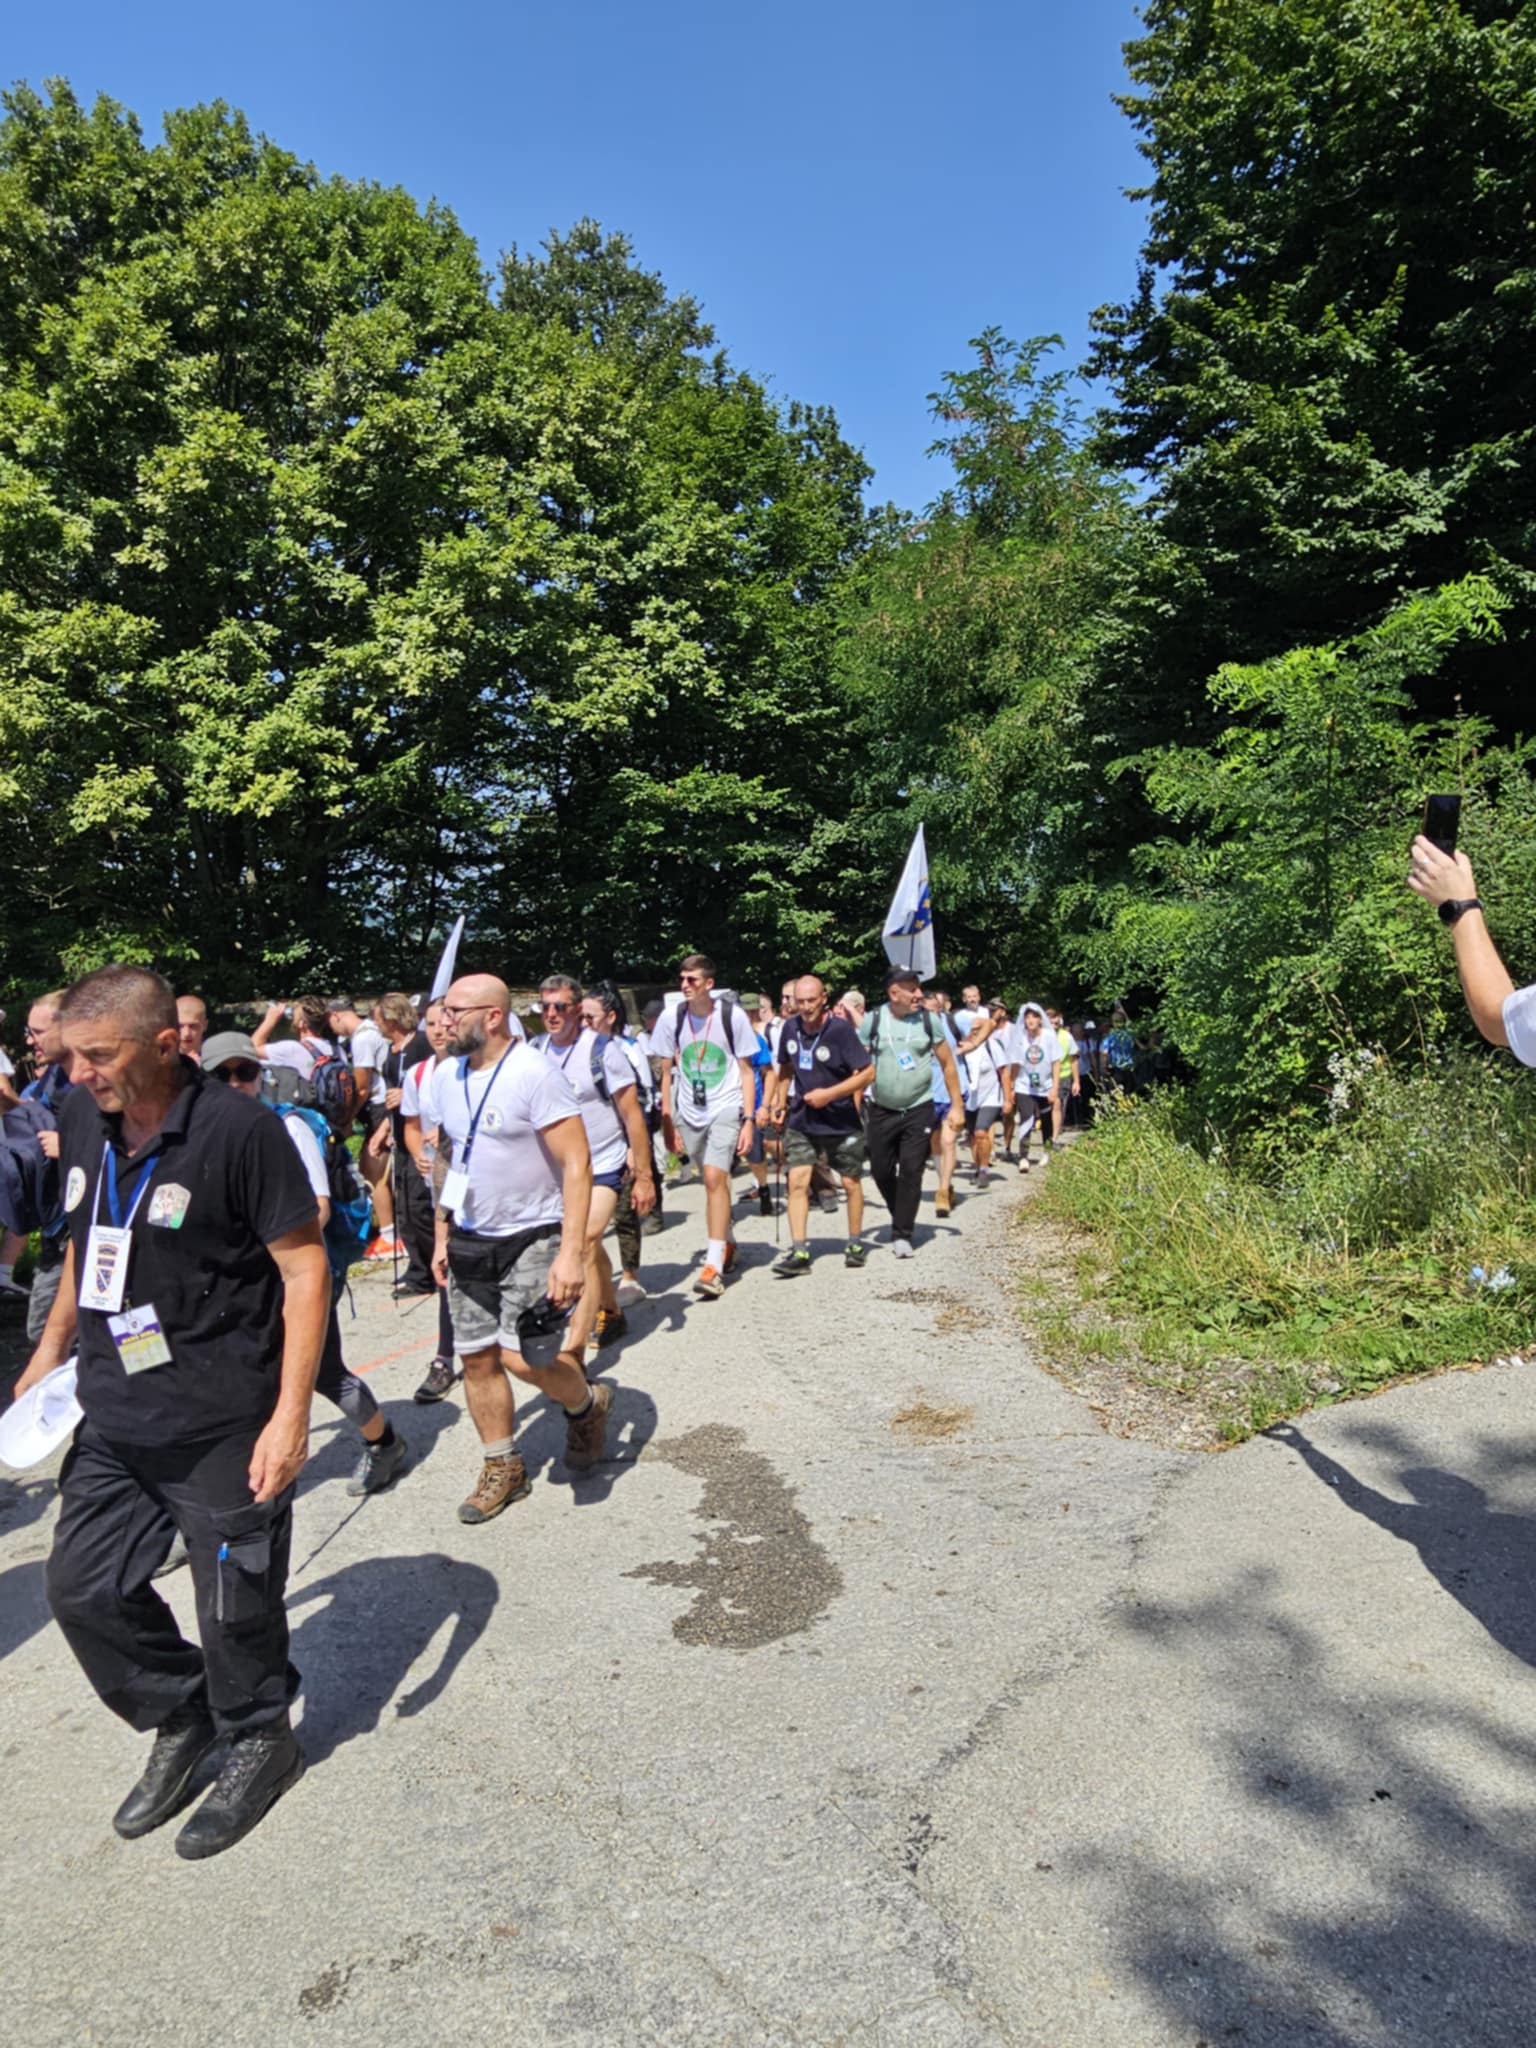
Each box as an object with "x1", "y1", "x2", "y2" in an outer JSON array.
[{"x1": 0, "y1": 955, "x2": 1134, "y2": 1863}]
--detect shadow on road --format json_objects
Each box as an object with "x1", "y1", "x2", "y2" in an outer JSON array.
[
  {"x1": 298, "y1": 1396, "x2": 464, "y2": 1500},
  {"x1": 0, "y1": 1556, "x2": 50, "y2": 1662},
  {"x1": 1274, "y1": 1421, "x2": 1536, "y2": 1670},
  {"x1": 516, "y1": 1378, "x2": 659, "y2": 1506},
  {"x1": 1081, "y1": 1430, "x2": 1536, "y2": 2047},
  {"x1": 288, "y1": 1551, "x2": 498, "y2": 1767}
]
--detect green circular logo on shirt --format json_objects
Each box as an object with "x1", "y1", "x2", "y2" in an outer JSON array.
[{"x1": 679, "y1": 1039, "x2": 729, "y2": 1089}]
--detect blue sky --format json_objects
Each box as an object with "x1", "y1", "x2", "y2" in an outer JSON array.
[{"x1": 7, "y1": 0, "x2": 1148, "y2": 513}]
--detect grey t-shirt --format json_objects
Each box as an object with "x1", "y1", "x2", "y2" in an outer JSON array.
[{"x1": 859, "y1": 1006, "x2": 938, "y2": 1111}]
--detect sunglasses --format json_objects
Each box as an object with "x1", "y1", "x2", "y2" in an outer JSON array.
[
  {"x1": 214, "y1": 1061, "x2": 262, "y2": 1085},
  {"x1": 540, "y1": 999, "x2": 574, "y2": 1014},
  {"x1": 680, "y1": 973, "x2": 708, "y2": 987}
]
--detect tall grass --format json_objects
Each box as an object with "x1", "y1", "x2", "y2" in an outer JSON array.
[{"x1": 1034, "y1": 1056, "x2": 1536, "y2": 1439}]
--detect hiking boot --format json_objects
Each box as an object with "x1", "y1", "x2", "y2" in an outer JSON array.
[
  {"x1": 935, "y1": 1188, "x2": 952, "y2": 1218},
  {"x1": 457, "y1": 1453, "x2": 531, "y2": 1525},
  {"x1": 773, "y1": 1247, "x2": 812, "y2": 1279},
  {"x1": 152, "y1": 1532, "x2": 190, "y2": 1579},
  {"x1": 594, "y1": 1308, "x2": 628, "y2": 1346},
  {"x1": 413, "y1": 1356, "x2": 459, "y2": 1403},
  {"x1": 346, "y1": 1430, "x2": 407, "y2": 1497},
  {"x1": 722, "y1": 1241, "x2": 740, "y2": 1275},
  {"x1": 174, "y1": 1722, "x2": 304, "y2": 1861},
  {"x1": 565, "y1": 1382, "x2": 613, "y2": 1471},
  {"x1": 113, "y1": 1699, "x2": 220, "y2": 1839},
  {"x1": 844, "y1": 1240, "x2": 868, "y2": 1268},
  {"x1": 693, "y1": 1265, "x2": 725, "y2": 1299},
  {"x1": 757, "y1": 1186, "x2": 775, "y2": 1218}
]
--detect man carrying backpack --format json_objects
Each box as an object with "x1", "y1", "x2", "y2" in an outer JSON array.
[
  {"x1": 531, "y1": 974, "x2": 654, "y2": 1354},
  {"x1": 203, "y1": 1034, "x2": 406, "y2": 1497},
  {"x1": 649, "y1": 955, "x2": 761, "y2": 1299},
  {"x1": 858, "y1": 969, "x2": 966, "y2": 1259}
]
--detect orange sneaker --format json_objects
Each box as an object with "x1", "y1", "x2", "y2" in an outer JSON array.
[
  {"x1": 363, "y1": 1231, "x2": 401, "y2": 1261},
  {"x1": 693, "y1": 1264, "x2": 725, "y2": 1299}
]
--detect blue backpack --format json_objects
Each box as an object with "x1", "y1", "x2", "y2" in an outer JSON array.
[{"x1": 273, "y1": 1103, "x2": 372, "y2": 1279}]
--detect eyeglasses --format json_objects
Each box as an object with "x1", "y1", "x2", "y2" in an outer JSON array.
[
  {"x1": 441, "y1": 1004, "x2": 492, "y2": 1022},
  {"x1": 214, "y1": 1061, "x2": 262, "y2": 1085},
  {"x1": 540, "y1": 999, "x2": 574, "y2": 1014},
  {"x1": 22, "y1": 1024, "x2": 47, "y2": 1040}
]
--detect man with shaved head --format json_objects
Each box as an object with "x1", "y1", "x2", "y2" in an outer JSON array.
[
  {"x1": 432, "y1": 973, "x2": 607, "y2": 1523},
  {"x1": 762, "y1": 975, "x2": 874, "y2": 1277}
]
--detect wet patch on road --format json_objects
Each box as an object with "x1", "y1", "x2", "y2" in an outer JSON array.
[{"x1": 627, "y1": 1424, "x2": 843, "y2": 1650}]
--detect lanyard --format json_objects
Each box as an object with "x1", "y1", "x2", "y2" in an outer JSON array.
[
  {"x1": 457, "y1": 1044, "x2": 515, "y2": 1169},
  {"x1": 540, "y1": 1032, "x2": 581, "y2": 1077},
  {"x1": 96, "y1": 1141, "x2": 159, "y2": 1231}
]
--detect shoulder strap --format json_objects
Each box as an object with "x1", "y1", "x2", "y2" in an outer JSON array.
[
  {"x1": 867, "y1": 1006, "x2": 882, "y2": 1057},
  {"x1": 589, "y1": 1032, "x2": 613, "y2": 1105}
]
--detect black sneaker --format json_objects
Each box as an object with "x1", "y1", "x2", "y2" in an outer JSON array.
[
  {"x1": 413, "y1": 1356, "x2": 459, "y2": 1403},
  {"x1": 844, "y1": 1240, "x2": 869, "y2": 1268},
  {"x1": 174, "y1": 1722, "x2": 305, "y2": 1861},
  {"x1": 346, "y1": 1430, "x2": 408, "y2": 1497},
  {"x1": 113, "y1": 1699, "x2": 221, "y2": 1839},
  {"x1": 773, "y1": 1248, "x2": 812, "y2": 1279}
]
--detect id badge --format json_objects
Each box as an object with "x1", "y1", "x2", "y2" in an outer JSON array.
[
  {"x1": 108, "y1": 1303, "x2": 172, "y2": 1374},
  {"x1": 691, "y1": 1078, "x2": 708, "y2": 1113},
  {"x1": 80, "y1": 1225, "x2": 132, "y2": 1313},
  {"x1": 440, "y1": 1167, "x2": 469, "y2": 1214},
  {"x1": 896, "y1": 1051, "x2": 916, "y2": 1072},
  {"x1": 798, "y1": 1051, "x2": 814, "y2": 1072}
]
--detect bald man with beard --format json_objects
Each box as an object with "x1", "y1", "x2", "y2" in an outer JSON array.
[{"x1": 432, "y1": 974, "x2": 605, "y2": 1523}]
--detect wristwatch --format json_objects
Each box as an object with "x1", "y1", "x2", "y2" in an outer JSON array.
[{"x1": 1439, "y1": 897, "x2": 1484, "y2": 926}]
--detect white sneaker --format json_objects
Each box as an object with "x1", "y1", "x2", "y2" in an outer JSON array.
[
  {"x1": 891, "y1": 1237, "x2": 915, "y2": 1260},
  {"x1": 615, "y1": 1278, "x2": 645, "y2": 1308},
  {"x1": 1018, "y1": 1156, "x2": 1031, "y2": 1175}
]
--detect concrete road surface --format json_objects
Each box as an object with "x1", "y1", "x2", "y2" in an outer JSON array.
[{"x1": 3, "y1": 1166, "x2": 1535, "y2": 2045}]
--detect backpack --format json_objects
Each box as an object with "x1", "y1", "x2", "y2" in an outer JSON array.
[
  {"x1": 865, "y1": 1004, "x2": 937, "y2": 1057},
  {"x1": 261, "y1": 1043, "x2": 359, "y2": 1133},
  {"x1": 0, "y1": 1098, "x2": 58, "y2": 1238},
  {"x1": 274, "y1": 1103, "x2": 372, "y2": 1279}
]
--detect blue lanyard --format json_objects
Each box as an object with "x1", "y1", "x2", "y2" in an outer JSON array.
[
  {"x1": 457, "y1": 1045, "x2": 516, "y2": 1168},
  {"x1": 97, "y1": 1141, "x2": 159, "y2": 1230}
]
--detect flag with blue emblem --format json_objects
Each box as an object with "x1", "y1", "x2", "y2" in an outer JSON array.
[{"x1": 882, "y1": 824, "x2": 936, "y2": 981}]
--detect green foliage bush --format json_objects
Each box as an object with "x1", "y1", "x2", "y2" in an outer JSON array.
[{"x1": 1039, "y1": 1077, "x2": 1536, "y2": 1437}]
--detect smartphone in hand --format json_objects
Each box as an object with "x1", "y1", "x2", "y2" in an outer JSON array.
[{"x1": 1421, "y1": 794, "x2": 1461, "y2": 856}]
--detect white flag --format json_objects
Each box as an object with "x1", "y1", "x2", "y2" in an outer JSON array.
[
  {"x1": 428, "y1": 915, "x2": 466, "y2": 1001},
  {"x1": 882, "y1": 825, "x2": 935, "y2": 982}
]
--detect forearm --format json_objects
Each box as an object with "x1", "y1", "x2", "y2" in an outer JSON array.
[
  {"x1": 937, "y1": 1046, "x2": 962, "y2": 1098},
  {"x1": 1451, "y1": 912, "x2": 1515, "y2": 1046},
  {"x1": 14, "y1": 1242, "x2": 78, "y2": 1391},
  {"x1": 658, "y1": 1059, "x2": 675, "y2": 1124},
  {"x1": 621, "y1": 1096, "x2": 653, "y2": 1179},
  {"x1": 274, "y1": 1255, "x2": 329, "y2": 1415},
  {"x1": 560, "y1": 1154, "x2": 593, "y2": 1259}
]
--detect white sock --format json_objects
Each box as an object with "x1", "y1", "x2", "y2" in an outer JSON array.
[
  {"x1": 706, "y1": 1238, "x2": 726, "y2": 1270},
  {"x1": 481, "y1": 1436, "x2": 514, "y2": 1460}
]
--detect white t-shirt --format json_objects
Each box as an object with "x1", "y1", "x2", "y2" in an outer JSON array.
[
  {"x1": 649, "y1": 999, "x2": 761, "y2": 1125},
  {"x1": 0, "y1": 1046, "x2": 13, "y2": 1080},
  {"x1": 620, "y1": 1036, "x2": 652, "y2": 1105},
  {"x1": 279, "y1": 1111, "x2": 330, "y2": 1201},
  {"x1": 1504, "y1": 985, "x2": 1536, "y2": 1067},
  {"x1": 1014, "y1": 1025, "x2": 1062, "y2": 1097},
  {"x1": 531, "y1": 1027, "x2": 634, "y2": 1177},
  {"x1": 962, "y1": 1033, "x2": 1010, "y2": 1110},
  {"x1": 348, "y1": 1022, "x2": 389, "y2": 1107},
  {"x1": 265, "y1": 1034, "x2": 334, "y2": 1083},
  {"x1": 401, "y1": 1051, "x2": 450, "y2": 1126},
  {"x1": 435, "y1": 1044, "x2": 581, "y2": 1236}
]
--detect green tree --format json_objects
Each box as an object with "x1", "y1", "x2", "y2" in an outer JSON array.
[
  {"x1": 834, "y1": 332, "x2": 1134, "y2": 995},
  {"x1": 1090, "y1": 0, "x2": 1536, "y2": 739},
  {"x1": 1072, "y1": 575, "x2": 1523, "y2": 1135}
]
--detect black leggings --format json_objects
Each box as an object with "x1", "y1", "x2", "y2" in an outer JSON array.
[{"x1": 1018, "y1": 1093, "x2": 1055, "y2": 1144}]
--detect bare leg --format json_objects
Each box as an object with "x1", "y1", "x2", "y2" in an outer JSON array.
[{"x1": 461, "y1": 1343, "x2": 516, "y2": 1443}]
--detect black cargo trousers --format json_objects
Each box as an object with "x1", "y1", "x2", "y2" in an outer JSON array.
[{"x1": 46, "y1": 1420, "x2": 298, "y2": 1737}]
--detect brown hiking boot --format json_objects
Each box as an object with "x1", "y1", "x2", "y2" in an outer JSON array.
[
  {"x1": 594, "y1": 1307, "x2": 628, "y2": 1346},
  {"x1": 456, "y1": 1453, "x2": 531, "y2": 1525},
  {"x1": 565, "y1": 1382, "x2": 613, "y2": 1471},
  {"x1": 935, "y1": 1188, "x2": 952, "y2": 1218}
]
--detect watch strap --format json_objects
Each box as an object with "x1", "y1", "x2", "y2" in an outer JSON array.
[{"x1": 1439, "y1": 897, "x2": 1484, "y2": 926}]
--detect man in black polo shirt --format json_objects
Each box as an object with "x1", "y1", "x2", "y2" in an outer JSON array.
[
  {"x1": 9, "y1": 966, "x2": 330, "y2": 1860},
  {"x1": 762, "y1": 975, "x2": 874, "y2": 1276}
]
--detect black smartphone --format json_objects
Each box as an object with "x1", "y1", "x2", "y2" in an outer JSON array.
[{"x1": 1421, "y1": 794, "x2": 1461, "y2": 856}]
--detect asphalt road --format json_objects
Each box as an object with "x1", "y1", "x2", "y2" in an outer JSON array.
[{"x1": 3, "y1": 1163, "x2": 1535, "y2": 2045}]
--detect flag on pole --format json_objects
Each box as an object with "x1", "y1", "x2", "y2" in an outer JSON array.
[
  {"x1": 428, "y1": 915, "x2": 466, "y2": 1001},
  {"x1": 882, "y1": 825, "x2": 936, "y2": 981}
]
